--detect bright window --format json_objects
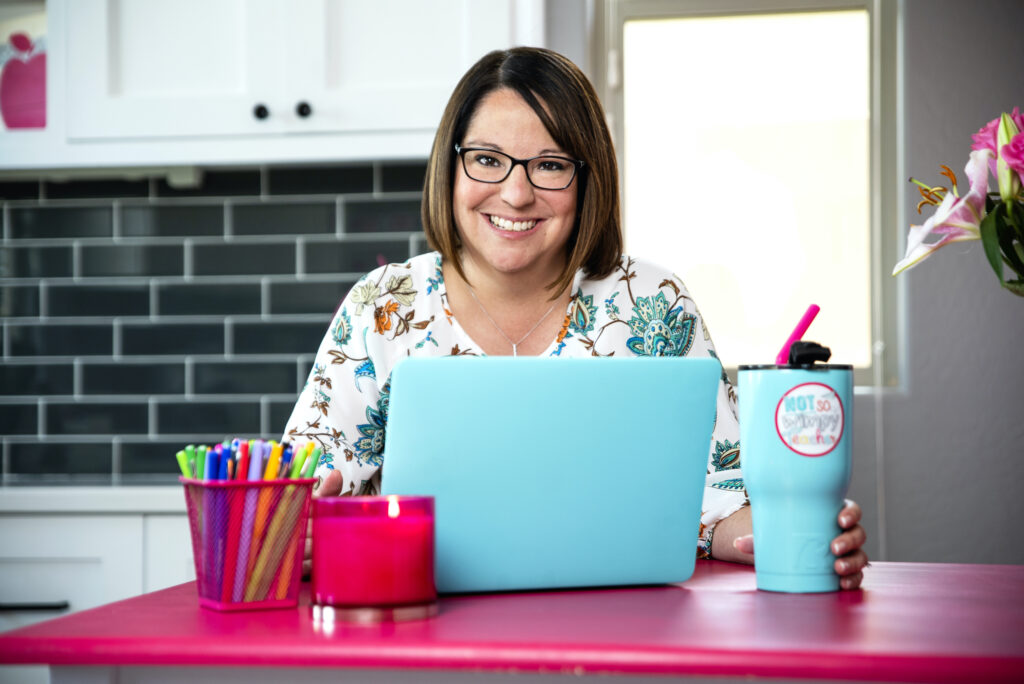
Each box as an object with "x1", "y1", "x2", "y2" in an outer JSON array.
[{"x1": 622, "y1": 9, "x2": 873, "y2": 371}]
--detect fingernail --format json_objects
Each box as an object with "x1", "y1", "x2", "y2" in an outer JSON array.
[
  {"x1": 837, "y1": 560, "x2": 850, "y2": 573},
  {"x1": 839, "y1": 516, "x2": 851, "y2": 527},
  {"x1": 832, "y1": 541, "x2": 846, "y2": 555}
]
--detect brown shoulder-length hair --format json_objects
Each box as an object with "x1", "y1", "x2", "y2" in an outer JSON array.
[{"x1": 422, "y1": 47, "x2": 622, "y2": 296}]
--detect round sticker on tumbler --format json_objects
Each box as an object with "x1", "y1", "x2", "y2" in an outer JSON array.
[{"x1": 774, "y1": 382, "x2": 844, "y2": 457}]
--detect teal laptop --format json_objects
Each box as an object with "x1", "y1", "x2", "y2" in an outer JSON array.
[{"x1": 380, "y1": 356, "x2": 721, "y2": 593}]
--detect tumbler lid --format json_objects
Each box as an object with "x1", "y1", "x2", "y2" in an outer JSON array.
[{"x1": 739, "y1": 340, "x2": 852, "y2": 371}]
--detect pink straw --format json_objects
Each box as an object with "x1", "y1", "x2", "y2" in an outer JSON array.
[{"x1": 775, "y1": 304, "x2": 820, "y2": 365}]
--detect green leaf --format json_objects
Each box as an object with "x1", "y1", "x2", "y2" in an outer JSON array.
[
  {"x1": 1001, "y1": 279, "x2": 1024, "y2": 297},
  {"x1": 979, "y1": 209, "x2": 1005, "y2": 284},
  {"x1": 995, "y1": 207, "x2": 1024, "y2": 280}
]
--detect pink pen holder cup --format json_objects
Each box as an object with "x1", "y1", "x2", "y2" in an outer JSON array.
[
  {"x1": 181, "y1": 477, "x2": 315, "y2": 611},
  {"x1": 312, "y1": 496, "x2": 436, "y2": 610}
]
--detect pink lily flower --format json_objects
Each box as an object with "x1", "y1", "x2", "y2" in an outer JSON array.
[
  {"x1": 1003, "y1": 132, "x2": 1024, "y2": 179},
  {"x1": 971, "y1": 107, "x2": 1024, "y2": 154},
  {"x1": 893, "y1": 148, "x2": 993, "y2": 275}
]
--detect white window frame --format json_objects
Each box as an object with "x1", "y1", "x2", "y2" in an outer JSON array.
[{"x1": 593, "y1": 0, "x2": 901, "y2": 387}]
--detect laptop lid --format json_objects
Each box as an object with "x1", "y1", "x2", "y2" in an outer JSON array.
[{"x1": 380, "y1": 356, "x2": 721, "y2": 593}]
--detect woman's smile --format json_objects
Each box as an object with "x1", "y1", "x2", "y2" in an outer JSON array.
[{"x1": 487, "y1": 214, "x2": 540, "y2": 233}]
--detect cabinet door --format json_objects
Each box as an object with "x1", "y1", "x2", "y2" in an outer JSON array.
[
  {"x1": 0, "y1": 515, "x2": 143, "y2": 632},
  {"x1": 65, "y1": 0, "x2": 532, "y2": 142},
  {"x1": 143, "y1": 514, "x2": 195, "y2": 593},
  {"x1": 66, "y1": 0, "x2": 286, "y2": 140},
  {"x1": 286, "y1": 0, "x2": 519, "y2": 134}
]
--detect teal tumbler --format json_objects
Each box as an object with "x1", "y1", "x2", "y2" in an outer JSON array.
[{"x1": 738, "y1": 364, "x2": 852, "y2": 593}]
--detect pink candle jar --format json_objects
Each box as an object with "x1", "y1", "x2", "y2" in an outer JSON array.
[{"x1": 312, "y1": 495, "x2": 435, "y2": 607}]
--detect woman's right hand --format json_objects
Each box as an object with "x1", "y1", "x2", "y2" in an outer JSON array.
[{"x1": 303, "y1": 469, "x2": 344, "y2": 578}]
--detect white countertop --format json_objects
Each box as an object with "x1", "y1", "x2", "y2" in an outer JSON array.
[{"x1": 0, "y1": 487, "x2": 186, "y2": 514}]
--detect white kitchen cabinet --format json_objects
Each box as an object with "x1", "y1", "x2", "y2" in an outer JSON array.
[
  {"x1": 0, "y1": 488, "x2": 192, "y2": 634},
  {"x1": 0, "y1": 515, "x2": 144, "y2": 632},
  {"x1": 0, "y1": 0, "x2": 546, "y2": 169},
  {"x1": 67, "y1": 0, "x2": 528, "y2": 140},
  {"x1": 143, "y1": 514, "x2": 195, "y2": 593}
]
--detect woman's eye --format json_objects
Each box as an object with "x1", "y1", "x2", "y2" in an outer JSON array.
[
  {"x1": 472, "y1": 154, "x2": 502, "y2": 167},
  {"x1": 536, "y1": 159, "x2": 568, "y2": 172}
]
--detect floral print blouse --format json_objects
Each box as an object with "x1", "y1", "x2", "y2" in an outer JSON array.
[{"x1": 282, "y1": 252, "x2": 748, "y2": 558}]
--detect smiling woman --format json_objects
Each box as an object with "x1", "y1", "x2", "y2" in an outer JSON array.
[{"x1": 282, "y1": 46, "x2": 868, "y2": 589}]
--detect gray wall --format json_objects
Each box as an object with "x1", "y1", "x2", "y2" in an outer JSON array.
[
  {"x1": 551, "y1": 0, "x2": 1024, "y2": 564},
  {"x1": 883, "y1": 0, "x2": 1024, "y2": 564}
]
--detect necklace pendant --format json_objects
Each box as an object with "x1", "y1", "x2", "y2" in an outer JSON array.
[{"x1": 512, "y1": 344, "x2": 518, "y2": 357}]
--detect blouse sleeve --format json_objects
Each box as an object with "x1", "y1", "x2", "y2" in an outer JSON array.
[
  {"x1": 687, "y1": 301, "x2": 748, "y2": 559},
  {"x1": 281, "y1": 280, "x2": 385, "y2": 496}
]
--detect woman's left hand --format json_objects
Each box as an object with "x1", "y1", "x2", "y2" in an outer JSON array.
[
  {"x1": 832, "y1": 498, "x2": 869, "y2": 590},
  {"x1": 729, "y1": 498, "x2": 869, "y2": 590}
]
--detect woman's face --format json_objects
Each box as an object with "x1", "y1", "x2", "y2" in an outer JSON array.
[{"x1": 452, "y1": 87, "x2": 578, "y2": 282}]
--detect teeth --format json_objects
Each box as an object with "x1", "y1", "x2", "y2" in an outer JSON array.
[{"x1": 489, "y1": 215, "x2": 537, "y2": 232}]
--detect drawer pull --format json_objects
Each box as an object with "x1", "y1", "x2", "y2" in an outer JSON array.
[
  {"x1": 253, "y1": 103, "x2": 270, "y2": 120},
  {"x1": 296, "y1": 101, "x2": 312, "y2": 118},
  {"x1": 0, "y1": 601, "x2": 70, "y2": 612}
]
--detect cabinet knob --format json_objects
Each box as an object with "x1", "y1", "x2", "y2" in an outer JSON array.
[
  {"x1": 253, "y1": 104, "x2": 270, "y2": 120},
  {"x1": 296, "y1": 101, "x2": 313, "y2": 118}
]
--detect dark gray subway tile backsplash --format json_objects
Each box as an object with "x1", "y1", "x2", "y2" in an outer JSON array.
[
  {"x1": 158, "y1": 283, "x2": 262, "y2": 316},
  {"x1": 6, "y1": 245, "x2": 74, "y2": 278},
  {"x1": 9, "y1": 323, "x2": 114, "y2": 356},
  {"x1": 2, "y1": 284, "x2": 41, "y2": 317},
  {"x1": 154, "y1": 170, "x2": 261, "y2": 198},
  {"x1": 81, "y1": 245, "x2": 184, "y2": 278},
  {"x1": 192, "y1": 242, "x2": 295, "y2": 276},
  {"x1": 45, "y1": 178, "x2": 150, "y2": 200},
  {"x1": 121, "y1": 322, "x2": 225, "y2": 356},
  {"x1": 345, "y1": 199, "x2": 422, "y2": 233},
  {"x1": 9, "y1": 442, "x2": 113, "y2": 476},
  {"x1": 47, "y1": 402, "x2": 149, "y2": 435},
  {"x1": 1, "y1": 403, "x2": 37, "y2": 435},
  {"x1": 1, "y1": 162, "x2": 426, "y2": 484},
  {"x1": 304, "y1": 238, "x2": 411, "y2": 274},
  {"x1": 268, "y1": 281, "x2": 349, "y2": 315},
  {"x1": 48, "y1": 284, "x2": 151, "y2": 317},
  {"x1": 1, "y1": 363, "x2": 74, "y2": 395},
  {"x1": 267, "y1": 166, "x2": 373, "y2": 195},
  {"x1": 11, "y1": 206, "x2": 113, "y2": 239},
  {"x1": 191, "y1": 360, "x2": 297, "y2": 396},
  {"x1": 81, "y1": 362, "x2": 186, "y2": 395},
  {"x1": 233, "y1": 203, "x2": 335, "y2": 236},
  {"x1": 121, "y1": 205, "x2": 224, "y2": 237},
  {"x1": 232, "y1": 321, "x2": 327, "y2": 355}
]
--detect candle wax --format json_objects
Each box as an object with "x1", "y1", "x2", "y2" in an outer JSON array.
[{"x1": 313, "y1": 513, "x2": 435, "y2": 607}]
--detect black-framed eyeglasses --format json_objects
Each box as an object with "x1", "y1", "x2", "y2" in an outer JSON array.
[{"x1": 454, "y1": 144, "x2": 584, "y2": 191}]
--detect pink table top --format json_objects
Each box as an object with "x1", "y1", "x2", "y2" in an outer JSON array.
[{"x1": 1, "y1": 560, "x2": 1022, "y2": 683}]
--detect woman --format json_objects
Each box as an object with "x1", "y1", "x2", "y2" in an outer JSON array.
[{"x1": 284, "y1": 47, "x2": 868, "y2": 588}]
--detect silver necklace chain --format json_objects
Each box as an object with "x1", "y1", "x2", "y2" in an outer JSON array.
[{"x1": 467, "y1": 286, "x2": 558, "y2": 357}]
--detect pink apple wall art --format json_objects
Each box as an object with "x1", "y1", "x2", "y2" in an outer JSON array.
[{"x1": 0, "y1": 32, "x2": 46, "y2": 129}]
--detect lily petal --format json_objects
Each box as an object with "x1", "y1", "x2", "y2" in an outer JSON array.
[
  {"x1": 892, "y1": 230, "x2": 980, "y2": 275},
  {"x1": 895, "y1": 149, "x2": 991, "y2": 275}
]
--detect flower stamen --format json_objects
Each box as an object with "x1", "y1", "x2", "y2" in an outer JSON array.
[
  {"x1": 912, "y1": 179, "x2": 948, "y2": 213},
  {"x1": 939, "y1": 165, "x2": 959, "y2": 196}
]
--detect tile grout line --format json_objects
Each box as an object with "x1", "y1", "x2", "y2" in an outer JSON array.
[
  {"x1": 37, "y1": 396, "x2": 46, "y2": 439},
  {"x1": 73, "y1": 357, "x2": 83, "y2": 398},
  {"x1": 111, "y1": 437, "x2": 121, "y2": 483}
]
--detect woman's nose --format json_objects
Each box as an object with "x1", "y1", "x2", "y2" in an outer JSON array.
[{"x1": 499, "y1": 164, "x2": 535, "y2": 206}]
